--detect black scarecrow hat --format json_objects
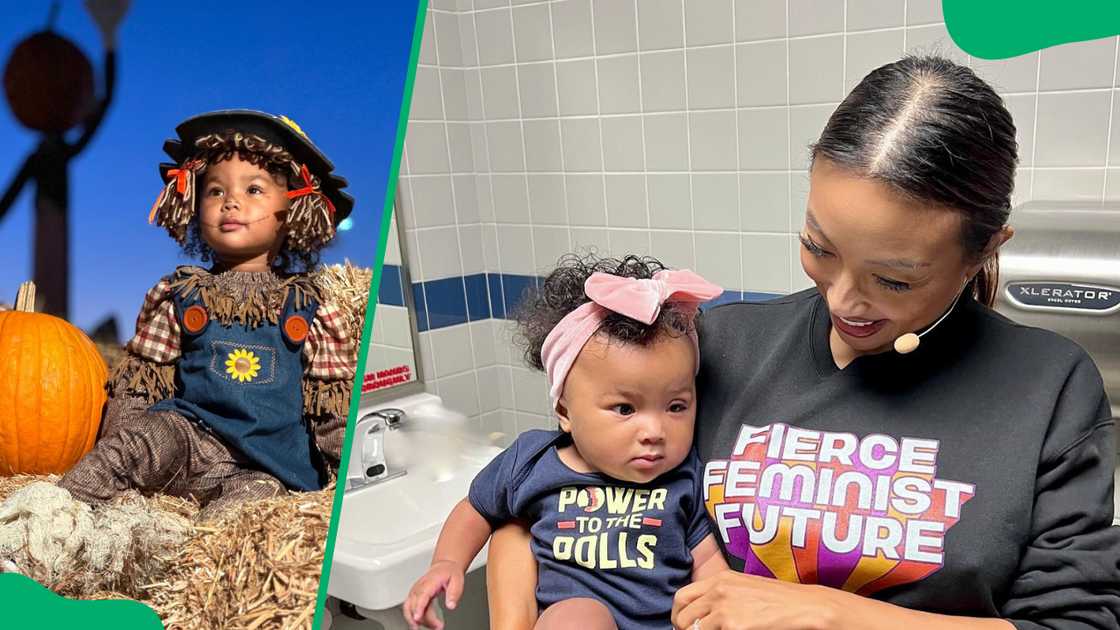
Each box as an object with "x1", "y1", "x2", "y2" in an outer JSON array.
[{"x1": 158, "y1": 109, "x2": 354, "y2": 224}]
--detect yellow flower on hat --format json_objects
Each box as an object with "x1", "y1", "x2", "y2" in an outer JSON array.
[
  {"x1": 225, "y1": 348, "x2": 261, "y2": 383},
  {"x1": 278, "y1": 115, "x2": 309, "y2": 139}
]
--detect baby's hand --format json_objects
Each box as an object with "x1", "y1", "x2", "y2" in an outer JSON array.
[{"x1": 403, "y1": 559, "x2": 465, "y2": 630}]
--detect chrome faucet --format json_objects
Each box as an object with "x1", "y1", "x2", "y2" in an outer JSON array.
[{"x1": 346, "y1": 408, "x2": 408, "y2": 491}]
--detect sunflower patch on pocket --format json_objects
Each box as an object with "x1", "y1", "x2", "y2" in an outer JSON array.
[{"x1": 208, "y1": 341, "x2": 277, "y2": 385}]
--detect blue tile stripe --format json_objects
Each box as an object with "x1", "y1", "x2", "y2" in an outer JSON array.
[{"x1": 378, "y1": 265, "x2": 784, "y2": 332}]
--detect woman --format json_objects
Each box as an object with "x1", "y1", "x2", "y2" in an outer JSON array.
[{"x1": 487, "y1": 56, "x2": 1120, "y2": 629}]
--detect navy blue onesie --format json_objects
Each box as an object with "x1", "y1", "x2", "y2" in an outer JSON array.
[{"x1": 469, "y1": 430, "x2": 711, "y2": 630}]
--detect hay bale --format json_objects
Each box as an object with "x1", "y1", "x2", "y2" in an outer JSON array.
[{"x1": 0, "y1": 474, "x2": 335, "y2": 630}]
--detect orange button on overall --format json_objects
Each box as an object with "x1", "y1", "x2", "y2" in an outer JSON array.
[
  {"x1": 284, "y1": 314, "x2": 309, "y2": 343},
  {"x1": 182, "y1": 305, "x2": 209, "y2": 333}
]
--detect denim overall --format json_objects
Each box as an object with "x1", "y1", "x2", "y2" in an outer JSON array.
[{"x1": 150, "y1": 288, "x2": 323, "y2": 491}]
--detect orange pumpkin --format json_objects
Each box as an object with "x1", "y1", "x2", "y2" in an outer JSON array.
[{"x1": 0, "y1": 282, "x2": 107, "y2": 475}]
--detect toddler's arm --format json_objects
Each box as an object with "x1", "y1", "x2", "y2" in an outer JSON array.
[
  {"x1": 404, "y1": 498, "x2": 494, "y2": 629},
  {"x1": 690, "y1": 534, "x2": 728, "y2": 581}
]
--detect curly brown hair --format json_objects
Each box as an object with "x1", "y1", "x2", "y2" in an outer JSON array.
[
  {"x1": 513, "y1": 253, "x2": 696, "y2": 372},
  {"x1": 151, "y1": 131, "x2": 336, "y2": 273}
]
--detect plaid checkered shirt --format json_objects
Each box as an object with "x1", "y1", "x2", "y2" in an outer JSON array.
[{"x1": 125, "y1": 275, "x2": 356, "y2": 381}]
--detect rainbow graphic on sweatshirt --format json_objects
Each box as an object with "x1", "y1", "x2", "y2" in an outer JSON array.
[{"x1": 704, "y1": 423, "x2": 973, "y2": 595}]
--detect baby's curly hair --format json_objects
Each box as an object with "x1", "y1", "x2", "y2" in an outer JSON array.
[{"x1": 514, "y1": 254, "x2": 696, "y2": 371}]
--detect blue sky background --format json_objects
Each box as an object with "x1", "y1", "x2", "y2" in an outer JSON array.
[{"x1": 0, "y1": 1, "x2": 419, "y2": 337}]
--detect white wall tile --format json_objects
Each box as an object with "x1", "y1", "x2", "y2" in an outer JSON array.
[
  {"x1": 528, "y1": 174, "x2": 567, "y2": 224},
  {"x1": 650, "y1": 230, "x2": 696, "y2": 270},
  {"x1": 738, "y1": 108, "x2": 790, "y2": 169},
  {"x1": 685, "y1": 0, "x2": 733, "y2": 46},
  {"x1": 475, "y1": 8, "x2": 516, "y2": 65},
  {"x1": 644, "y1": 113, "x2": 690, "y2": 171},
  {"x1": 1011, "y1": 168, "x2": 1033, "y2": 207},
  {"x1": 492, "y1": 173, "x2": 531, "y2": 223},
  {"x1": 429, "y1": 325, "x2": 475, "y2": 377},
  {"x1": 524, "y1": 119, "x2": 564, "y2": 171},
  {"x1": 405, "y1": 229, "x2": 424, "y2": 277},
  {"x1": 737, "y1": 40, "x2": 787, "y2": 107},
  {"x1": 788, "y1": 104, "x2": 835, "y2": 169},
  {"x1": 694, "y1": 232, "x2": 742, "y2": 289},
  {"x1": 556, "y1": 59, "x2": 599, "y2": 115},
  {"x1": 412, "y1": 66, "x2": 445, "y2": 120},
  {"x1": 741, "y1": 233, "x2": 791, "y2": 293},
  {"x1": 692, "y1": 173, "x2": 738, "y2": 231},
  {"x1": 533, "y1": 226, "x2": 572, "y2": 271},
  {"x1": 417, "y1": 333, "x2": 437, "y2": 383},
  {"x1": 552, "y1": 0, "x2": 596, "y2": 58},
  {"x1": 513, "y1": 4, "x2": 554, "y2": 63},
  {"x1": 486, "y1": 121, "x2": 527, "y2": 171},
  {"x1": 466, "y1": 71, "x2": 486, "y2": 121},
  {"x1": 789, "y1": 0, "x2": 842, "y2": 36},
  {"x1": 512, "y1": 368, "x2": 551, "y2": 416},
  {"x1": 844, "y1": 29, "x2": 904, "y2": 92},
  {"x1": 442, "y1": 69, "x2": 469, "y2": 121},
  {"x1": 434, "y1": 11, "x2": 464, "y2": 67},
  {"x1": 384, "y1": 215, "x2": 403, "y2": 265},
  {"x1": 846, "y1": 0, "x2": 905, "y2": 30},
  {"x1": 608, "y1": 228, "x2": 653, "y2": 257},
  {"x1": 637, "y1": 0, "x2": 684, "y2": 51},
  {"x1": 459, "y1": 13, "x2": 480, "y2": 67},
  {"x1": 735, "y1": 0, "x2": 786, "y2": 42},
  {"x1": 406, "y1": 122, "x2": 451, "y2": 174},
  {"x1": 496, "y1": 224, "x2": 535, "y2": 273},
  {"x1": 566, "y1": 174, "x2": 608, "y2": 225},
  {"x1": 476, "y1": 366, "x2": 502, "y2": 412},
  {"x1": 420, "y1": 11, "x2": 438, "y2": 66},
  {"x1": 648, "y1": 173, "x2": 693, "y2": 229},
  {"x1": 438, "y1": 371, "x2": 482, "y2": 418},
  {"x1": 598, "y1": 54, "x2": 643, "y2": 114},
  {"x1": 1034, "y1": 91, "x2": 1111, "y2": 167},
  {"x1": 482, "y1": 222, "x2": 501, "y2": 269},
  {"x1": 1039, "y1": 37, "x2": 1117, "y2": 91},
  {"x1": 687, "y1": 46, "x2": 736, "y2": 109},
  {"x1": 1032, "y1": 168, "x2": 1105, "y2": 200},
  {"x1": 518, "y1": 63, "x2": 559, "y2": 118},
  {"x1": 447, "y1": 123, "x2": 475, "y2": 172},
  {"x1": 475, "y1": 0, "x2": 509, "y2": 10},
  {"x1": 605, "y1": 174, "x2": 649, "y2": 226},
  {"x1": 640, "y1": 51, "x2": 688, "y2": 112},
  {"x1": 476, "y1": 174, "x2": 496, "y2": 222},
  {"x1": 459, "y1": 224, "x2": 486, "y2": 274},
  {"x1": 418, "y1": 227, "x2": 464, "y2": 279},
  {"x1": 905, "y1": 23, "x2": 967, "y2": 64},
  {"x1": 481, "y1": 66, "x2": 521, "y2": 119},
  {"x1": 972, "y1": 53, "x2": 1039, "y2": 94},
  {"x1": 905, "y1": 0, "x2": 942, "y2": 25},
  {"x1": 453, "y1": 174, "x2": 480, "y2": 224},
  {"x1": 561, "y1": 118, "x2": 604, "y2": 171},
  {"x1": 601, "y1": 116, "x2": 647, "y2": 171},
  {"x1": 789, "y1": 35, "x2": 844, "y2": 104},
  {"x1": 740, "y1": 172, "x2": 791, "y2": 232},
  {"x1": 571, "y1": 226, "x2": 611, "y2": 254},
  {"x1": 593, "y1": 0, "x2": 639, "y2": 54},
  {"x1": 410, "y1": 175, "x2": 455, "y2": 228},
  {"x1": 690, "y1": 110, "x2": 738, "y2": 170},
  {"x1": 791, "y1": 169, "x2": 810, "y2": 229}
]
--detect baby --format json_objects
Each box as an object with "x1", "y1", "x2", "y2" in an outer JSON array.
[{"x1": 404, "y1": 255, "x2": 728, "y2": 630}]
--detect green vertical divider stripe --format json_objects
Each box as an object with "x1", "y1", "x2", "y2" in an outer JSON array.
[
  {"x1": 311, "y1": 0, "x2": 430, "y2": 627},
  {"x1": 943, "y1": 0, "x2": 1120, "y2": 59}
]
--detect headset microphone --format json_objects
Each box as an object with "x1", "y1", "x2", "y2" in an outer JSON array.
[{"x1": 893, "y1": 290, "x2": 965, "y2": 355}]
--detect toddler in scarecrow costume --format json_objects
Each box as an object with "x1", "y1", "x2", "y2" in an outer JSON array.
[{"x1": 54, "y1": 110, "x2": 359, "y2": 519}]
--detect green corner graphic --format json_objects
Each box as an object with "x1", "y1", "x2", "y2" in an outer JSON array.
[
  {"x1": 944, "y1": 0, "x2": 1120, "y2": 59},
  {"x1": 3, "y1": 574, "x2": 162, "y2": 629}
]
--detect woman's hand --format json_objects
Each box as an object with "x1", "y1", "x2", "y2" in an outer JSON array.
[{"x1": 672, "y1": 570, "x2": 842, "y2": 630}]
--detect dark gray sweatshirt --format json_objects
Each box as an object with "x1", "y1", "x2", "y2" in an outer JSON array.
[{"x1": 694, "y1": 289, "x2": 1120, "y2": 629}]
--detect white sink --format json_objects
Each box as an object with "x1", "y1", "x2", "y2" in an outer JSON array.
[{"x1": 327, "y1": 394, "x2": 501, "y2": 612}]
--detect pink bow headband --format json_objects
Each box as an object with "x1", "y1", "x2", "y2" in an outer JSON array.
[{"x1": 540, "y1": 269, "x2": 723, "y2": 407}]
